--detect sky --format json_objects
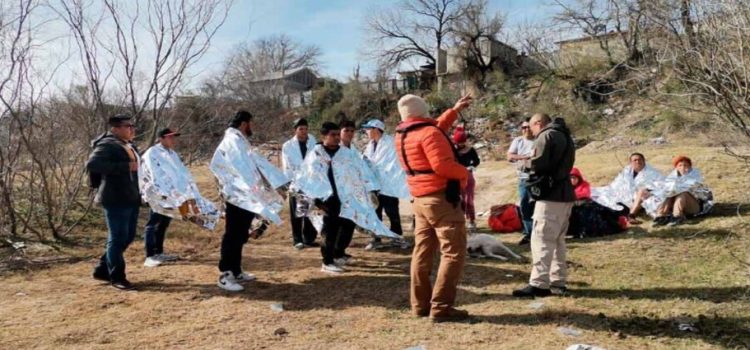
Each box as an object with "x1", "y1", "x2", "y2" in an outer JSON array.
[{"x1": 194, "y1": 0, "x2": 562, "y2": 85}]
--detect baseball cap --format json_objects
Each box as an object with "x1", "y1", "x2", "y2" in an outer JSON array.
[
  {"x1": 158, "y1": 128, "x2": 181, "y2": 138},
  {"x1": 361, "y1": 119, "x2": 385, "y2": 131}
]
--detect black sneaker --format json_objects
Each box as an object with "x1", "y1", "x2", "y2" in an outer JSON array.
[
  {"x1": 518, "y1": 237, "x2": 530, "y2": 246},
  {"x1": 667, "y1": 216, "x2": 686, "y2": 227},
  {"x1": 512, "y1": 285, "x2": 551, "y2": 298},
  {"x1": 653, "y1": 215, "x2": 672, "y2": 227},
  {"x1": 550, "y1": 285, "x2": 568, "y2": 296},
  {"x1": 304, "y1": 242, "x2": 320, "y2": 248},
  {"x1": 111, "y1": 279, "x2": 136, "y2": 291},
  {"x1": 92, "y1": 270, "x2": 110, "y2": 282}
]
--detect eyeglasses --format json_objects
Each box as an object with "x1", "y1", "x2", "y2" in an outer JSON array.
[{"x1": 521, "y1": 126, "x2": 530, "y2": 130}]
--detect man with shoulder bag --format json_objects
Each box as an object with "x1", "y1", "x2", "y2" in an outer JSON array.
[
  {"x1": 395, "y1": 93, "x2": 473, "y2": 323},
  {"x1": 513, "y1": 113, "x2": 576, "y2": 298}
]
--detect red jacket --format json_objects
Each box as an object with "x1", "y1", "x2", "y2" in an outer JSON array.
[
  {"x1": 395, "y1": 109, "x2": 468, "y2": 197},
  {"x1": 570, "y1": 167, "x2": 591, "y2": 200}
]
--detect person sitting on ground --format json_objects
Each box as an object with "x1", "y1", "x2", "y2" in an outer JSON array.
[
  {"x1": 453, "y1": 127, "x2": 480, "y2": 231},
  {"x1": 591, "y1": 152, "x2": 664, "y2": 224},
  {"x1": 570, "y1": 167, "x2": 591, "y2": 201},
  {"x1": 568, "y1": 167, "x2": 628, "y2": 239},
  {"x1": 642, "y1": 156, "x2": 714, "y2": 227}
]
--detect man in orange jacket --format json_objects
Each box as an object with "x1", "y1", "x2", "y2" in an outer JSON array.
[{"x1": 395, "y1": 93, "x2": 473, "y2": 322}]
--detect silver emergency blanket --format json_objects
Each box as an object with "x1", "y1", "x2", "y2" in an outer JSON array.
[
  {"x1": 363, "y1": 134, "x2": 410, "y2": 199},
  {"x1": 291, "y1": 144, "x2": 400, "y2": 239},
  {"x1": 281, "y1": 135, "x2": 317, "y2": 179},
  {"x1": 344, "y1": 144, "x2": 380, "y2": 192},
  {"x1": 592, "y1": 164, "x2": 664, "y2": 210},
  {"x1": 139, "y1": 144, "x2": 219, "y2": 230},
  {"x1": 210, "y1": 128, "x2": 290, "y2": 224},
  {"x1": 642, "y1": 168, "x2": 714, "y2": 217}
]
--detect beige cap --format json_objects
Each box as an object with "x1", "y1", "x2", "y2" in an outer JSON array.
[{"x1": 397, "y1": 94, "x2": 430, "y2": 121}]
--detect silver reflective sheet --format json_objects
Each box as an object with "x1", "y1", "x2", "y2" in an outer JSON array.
[
  {"x1": 592, "y1": 164, "x2": 664, "y2": 210},
  {"x1": 209, "y1": 128, "x2": 290, "y2": 224},
  {"x1": 292, "y1": 145, "x2": 400, "y2": 239},
  {"x1": 363, "y1": 134, "x2": 410, "y2": 199},
  {"x1": 642, "y1": 168, "x2": 714, "y2": 217},
  {"x1": 138, "y1": 144, "x2": 219, "y2": 230},
  {"x1": 344, "y1": 144, "x2": 380, "y2": 192},
  {"x1": 281, "y1": 135, "x2": 317, "y2": 180}
]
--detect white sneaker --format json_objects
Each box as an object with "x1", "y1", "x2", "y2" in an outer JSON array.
[
  {"x1": 365, "y1": 241, "x2": 383, "y2": 251},
  {"x1": 321, "y1": 263, "x2": 344, "y2": 274},
  {"x1": 155, "y1": 253, "x2": 178, "y2": 262},
  {"x1": 334, "y1": 258, "x2": 348, "y2": 266},
  {"x1": 143, "y1": 257, "x2": 162, "y2": 268},
  {"x1": 293, "y1": 242, "x2": 305, "y2": 250},
  {"x1": 217, "y1": 271, "x2": 244, "y2": 292},
  {"x1": 234, "y1": 271, "x2": 256, "y2": 283}
]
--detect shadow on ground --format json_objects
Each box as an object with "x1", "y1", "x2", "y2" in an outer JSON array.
[{"x1": 475, "y1": 310, "x2": 750, "y2": 349}]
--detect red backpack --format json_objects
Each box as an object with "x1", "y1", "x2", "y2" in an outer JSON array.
[{"x1": 488, "y1": 204, "x2": 522, "y2": 233}]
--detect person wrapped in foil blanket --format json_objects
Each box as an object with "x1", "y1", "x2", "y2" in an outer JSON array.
[
  {"x1": 291, "y1": 144, "x2": 401, "y2": 239},
  {"x1": 642, "y1": 165, "x2": 713, "y2": 218},
  {"x1": 281, "y1": 131, "x2": 317, "y2": 180},
  {"x1": 591, "y1": 164, "x2": 664, "y2": 211},
  {"x1": 139, "y1": 143, "x2": 220, "y2": 230},
  {"x1": 363, "y1": 133, "x2": 410, "y2": 200},
  {"x1": 210, "y1": 127, "x2": 290, "y2": 224}
]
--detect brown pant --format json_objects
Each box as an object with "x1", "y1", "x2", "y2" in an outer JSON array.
[
  {"x1": 657, "y1": 192, "x2": 700, "y2": 217},
  {"x1": 411, "y1": 191, "x2": 467, "y2": 316},
  {"x1": 529, "y1": 200, "x2": 573, "y2": 289}
]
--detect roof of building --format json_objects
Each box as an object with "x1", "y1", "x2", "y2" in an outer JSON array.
[
  {"x1": 555, "y1": 31, "x2": 625, "y2": 45},
  {"x1": 251, "y1": 67, "x2": 317, "y2": 82}
]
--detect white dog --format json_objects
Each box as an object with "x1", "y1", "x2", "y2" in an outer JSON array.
[{"x1": 467, "y1": 233, "x2": 523, "y2": 261}]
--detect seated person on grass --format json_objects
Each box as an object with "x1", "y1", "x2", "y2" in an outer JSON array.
[
  {"x1": 568, "y1": 167, "x2": 628, "y2": 238},
  {"x1": 642, "y1": 156, "x2": 714, "y2": 227},
  {"x1": 591, "y1": 152, "x2": 664, "y2": 224}
]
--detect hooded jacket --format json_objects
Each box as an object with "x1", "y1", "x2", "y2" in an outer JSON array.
[
  {"x1": 86, "y1": 132, "x2": 141, "y2": 207},
  {"x1": 570, "y1": 167, "x2": 591, "y2": 200},
  {"x1": 524, "y1": 119, "x2": 576, "y2": 202}
]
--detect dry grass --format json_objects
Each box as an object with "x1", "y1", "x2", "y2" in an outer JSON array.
[{"x1": 1, "y1": 145, "x2": 749, "y2": 349}]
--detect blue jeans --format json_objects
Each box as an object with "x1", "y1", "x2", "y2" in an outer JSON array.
[
  {"x1": 143, "y1": 210, "x2": 172, "y2": 258},
  {"x1": 519, "y1": 179, "x2": 535, "y2": 239},
  {"x1": 95, "y1": 205, "x2": 139, "y2": 281}
]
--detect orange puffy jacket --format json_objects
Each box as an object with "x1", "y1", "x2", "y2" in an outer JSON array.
[{"x1": 395, "y1": 109, "x2": 469, "y2": 197}]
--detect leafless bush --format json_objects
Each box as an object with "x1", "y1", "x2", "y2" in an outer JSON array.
[
  {"x1": 0, "y1": 0, "x2": 91, "y2": 242},
  {"x1": 651, "y1": 0, "x2": 750, "y2": 158}
]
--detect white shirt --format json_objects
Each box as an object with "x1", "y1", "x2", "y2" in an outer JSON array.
[{"x1": 508, "y1": 136, "x2": 535, "y2": 179}]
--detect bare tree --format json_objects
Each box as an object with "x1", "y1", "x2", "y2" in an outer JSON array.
[
  {"x1": 553, "y1": 0, "x2": 648, "y2": 67},
  {"x1": 215, "y1": 34, "x2": 321, "y2": 100},
  {"x1": 453, "y1": 0, "x2": 505, "y2": 90},
  {"x1": 364, "y1": 0, "x2": 465, "y2": 70},
  {"x1": 54, "y1": 0, "x2": 233, "y2": 145},
  {"x1": 654, "y1": 1, "x2": 750, "y2": 159},
  {"x1": 0, "y1": 0, "x2": 93, "y2": 242}
]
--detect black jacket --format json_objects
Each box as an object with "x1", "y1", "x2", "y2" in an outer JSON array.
[
  {"x1": 86, "y1": 133, "x2": 141, "y2": 207},
  {"x1": 525, "y1": 119, "x2": 576, "y2": 202}
]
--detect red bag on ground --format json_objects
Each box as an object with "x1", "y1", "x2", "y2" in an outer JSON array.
[{"x1": 488, "y1": 204, "x2": 522, "y2": 233}]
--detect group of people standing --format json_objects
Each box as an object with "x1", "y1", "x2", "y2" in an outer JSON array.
[{"x1": 86, "y1": 92, "x2": 712, "y2": 323}]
